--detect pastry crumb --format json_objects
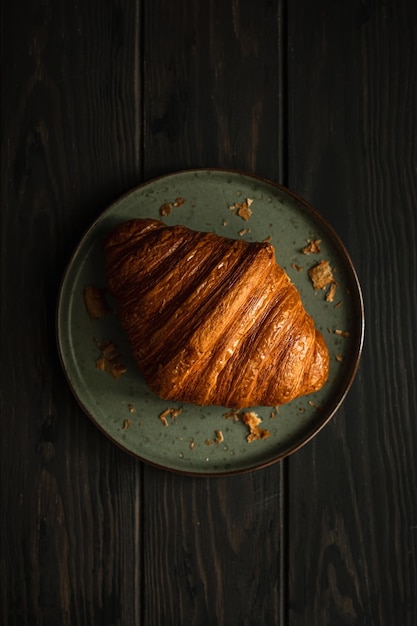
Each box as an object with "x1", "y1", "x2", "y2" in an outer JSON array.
[
  {"x1": 241, "y1": 411, "x2": 271, "y2": 443},
  {"x1": 308, "y1": 260, "x2": 335, "y2": 290},
  {"x1": 158, "y1": 407, "x2": 183, "y2": 426},
  {"x1": 334, "y1": 329, "x2": 350, "y2": 338},
  {"x1": 158, "y1": 409, "x2": 170, "y2": 427},
  {"x1": 222, "y1": 409, "x2": 240, "y2": 423},
  {"x1": 95, "y1": 339, "x2": 127, "y2": 379},
  {"x1": 223, "y1": 409, "x2": 272, "y2": 442},
  {"x1": 229, "y1": 198, "x2": 253, "y2": 221},
  {"x1": 128, "y1": 403, "x2": 135, "y2": 413},
  {"x1": 122, "y1": 419, "x2": 131, "y2": 430},
  {"x1": 159, "y1": 197, "x2": 186, "y2": 217},
  {"x1": 302, "y1": 239, "x2": 321, "y2": 255},
  {"x1": 325, "y1": 283, "x2": 337, "y2": 303},
  {"x1": 84, "y1": 285, "x2": 110, "y2": 319},
  {"x1": 159, "y1": 202, "x2": 172, "y2": 216},
  {"x1": 291, "y1": 262, "x2": 303, "y2": 272},
  {"x1": 214, "y1": 430, "x2": 224, "y2": 444},
  {"x1": 169, "y1": 407, "x2": 183, "y2": 422}
]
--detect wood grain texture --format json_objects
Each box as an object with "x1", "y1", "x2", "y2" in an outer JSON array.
[
  {"x1": 1, "y1": 1, "x2": 144, "y2": 624},
  {"x1": 143, "y1": 0, "x2": 284, "y2": 181},
  {"x1": 287, "y1": 1, "x2": 417, "y2": 624},
  {"x1": 141, "y1": 469, "x2": 283, "y2": 626}
]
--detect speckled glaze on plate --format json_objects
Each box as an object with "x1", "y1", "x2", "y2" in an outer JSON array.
[{"x1": 57, "y1": 169, "x2": 364, "y2": 475}]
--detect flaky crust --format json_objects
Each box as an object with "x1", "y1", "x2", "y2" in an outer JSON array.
[{"x1": 105, "y1": 218, "x2": 329, "y2": 408}]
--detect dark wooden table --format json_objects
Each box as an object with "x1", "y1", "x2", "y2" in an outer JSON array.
[{"x1": 2, "y1": 1, "x2": 417, "y2": 624}]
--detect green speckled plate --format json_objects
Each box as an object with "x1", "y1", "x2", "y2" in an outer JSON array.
[{"x1": 57, "y1": 169, "x2": 364, "y2": 475}]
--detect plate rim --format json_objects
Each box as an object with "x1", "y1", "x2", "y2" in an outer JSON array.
[{"x1": 56, "y1": 167, "x2": 365, "y2": 476}]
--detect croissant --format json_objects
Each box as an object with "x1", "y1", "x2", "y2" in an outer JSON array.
[{"x1": 105, "y1": 218, "x2": 329, "y2": 409}]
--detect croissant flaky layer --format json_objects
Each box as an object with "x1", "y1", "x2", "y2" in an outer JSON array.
[{"x1": 105, "y1": 218, "x2": 329, "y2": 408}]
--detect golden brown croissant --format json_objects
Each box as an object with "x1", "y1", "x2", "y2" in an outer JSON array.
[{"x1": 105, "y1": 218, "x2": 329, "y2": 408}]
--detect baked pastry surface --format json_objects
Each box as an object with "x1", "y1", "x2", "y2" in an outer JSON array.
[{"x1": 105, "y1": 218, "x2": 329, "y2": 408}]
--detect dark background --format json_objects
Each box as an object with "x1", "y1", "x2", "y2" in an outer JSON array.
[{"x1": 1, "y1": 1, "x2": 416, "y2": 624}]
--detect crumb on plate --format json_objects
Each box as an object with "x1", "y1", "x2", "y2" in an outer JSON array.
[
  {"x1": 302, "y1": 239, "x2": 321, "y2": 255},
  {"x1": 159, "y1": 197, "x2": 186, "y2": 217},
  {"x1": 308, "y1": 260, "x2": 335, "y2": 290},
  {"x1": 229, "y1": 198, "x2": 253, "y2": 221},
  {"x1": 214, "y1": 430, "x2": 224, "y2": 444},
  {"x1": 325, "y1": 282, "x2": 337, "y2": 302},
  {"x1": 222, "y1": 409, "x2": 240, "y2": 422},
  {"x1": 158, "y1": 406, "x2": 183, "y2": 426},
  {"x1": 334, "y1": 329, "x2": 350, "y2": 337},
  {"x1": 84, "y1": 285, "x2": 110, "y2": 319},
  {"x1": 241, "y1": 411, "x2": 271, "y2": 443},
  {"x1": 158, "y1": 409, "x2": 170, "y2": 427},
  {"x1": 95, "y1": 339, "x2": 127, "y2": 379}
]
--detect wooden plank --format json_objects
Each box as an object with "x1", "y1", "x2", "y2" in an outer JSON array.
[
  {"x1": 142, "y1": 0, "x2": 285, "y2": 181},
  {"x1": 142, "y1": 469, "x2": 284, "y2": 625},
  {"x1": 1, "y1": 1, "x2": 144, "y2": 624},
  {"x1": 287, "y1": 1, "x2": 417, "y2": 623},
  {"x1": 141, "y1": 1, "x2": 286, "y2": 624}
]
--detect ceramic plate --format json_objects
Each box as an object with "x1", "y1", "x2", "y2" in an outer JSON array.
[{"x1": 57, "y1": 169, "x2": 364, "y2": 475}]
